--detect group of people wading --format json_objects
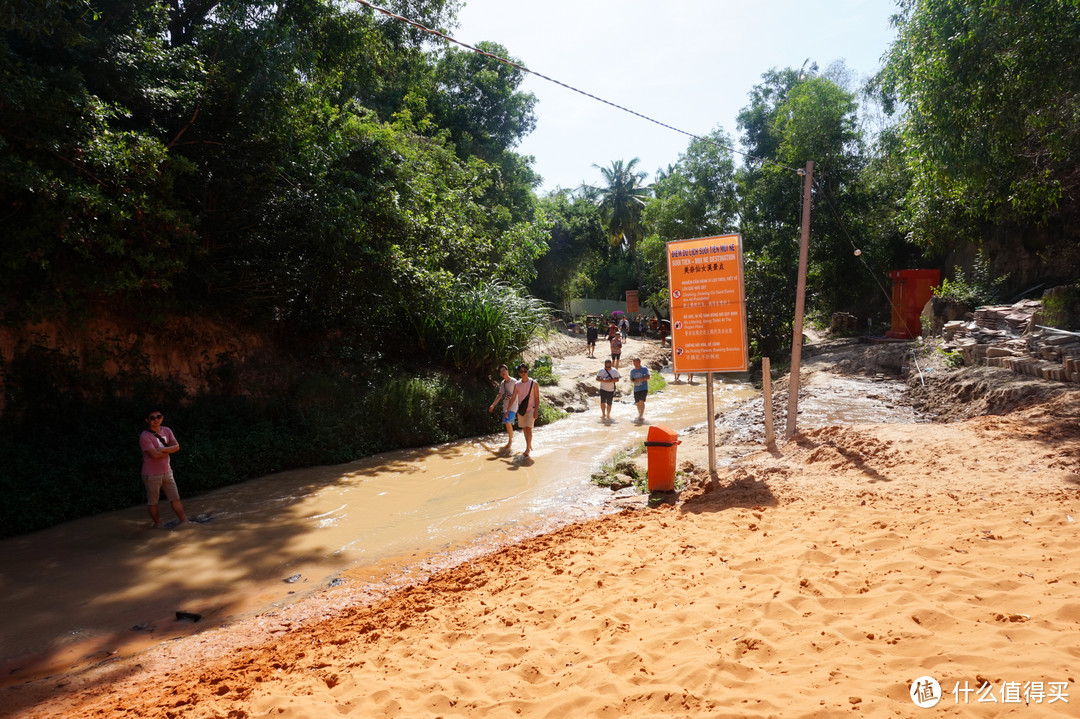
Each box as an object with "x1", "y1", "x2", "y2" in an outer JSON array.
[
  {"x1": 488, "y1": 363, "x2": 541, "y2": 457},
  {"x1": 489, "y1": 351, "x2": 652, "y2": 457}
]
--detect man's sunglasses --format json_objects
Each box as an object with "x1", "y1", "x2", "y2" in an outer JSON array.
[{"x1": 148, "y1": 414, "x2": 163, "y2": 420}]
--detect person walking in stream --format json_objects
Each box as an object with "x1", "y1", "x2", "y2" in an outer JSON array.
[
  {"x1": 488, "y1": 364, "x2": 519, "y2": 452},
  {"x1": 595, "y1": 359, "x2": 620, "y2": 421},
  {"x1": 609, "y1": 332, "x2": 623, "y2": 369},
  {"x1": 586, "y1": 321, "x2": 598, "y2": 358},
  {"x1": 511, "y1": 363, "x2": 540, "y2": 457},
  {"x1": 629, "y1": 357, "x2": 651, "y2": 422}
]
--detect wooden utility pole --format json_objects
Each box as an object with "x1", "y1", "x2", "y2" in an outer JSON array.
[
  {"x1": 762, "y1": 357, "x2": 774, "y2": 448},
  {"x1": 785, "y1": 161, "x2": 813, "y2": 440}
]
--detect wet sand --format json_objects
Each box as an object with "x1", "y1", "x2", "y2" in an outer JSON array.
[{"x1": 5, "y1": 352, "x2": 1080, "y2": 717}]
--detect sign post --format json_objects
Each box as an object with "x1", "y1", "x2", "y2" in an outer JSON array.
[{"x1": 666, "y1": 234, "x2": 748, "y2": 477}]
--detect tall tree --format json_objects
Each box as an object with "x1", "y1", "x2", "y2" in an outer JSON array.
[
  {"x1": 736, "y1": 65, "x2": 868, "y2": 357},
  {"x1": 531, "y1": 190, "x2": 606, "y2": 306},
  {"x1": 877, "y1": 0, "x2": 1080, "y2": 254},
  {"x1": 592, "y1": 158, "x2": 651, "y2": 253},
  {"x1": 0, "y1": 0, "x2": 205, "y2": 318},
  {"x1": 640, "y1": 127, "x2": 738, "y2": 313}
]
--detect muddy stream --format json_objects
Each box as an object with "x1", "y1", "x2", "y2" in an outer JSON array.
[{"x1": 1, "y1": 355, "x2": 762, "y2": 687}]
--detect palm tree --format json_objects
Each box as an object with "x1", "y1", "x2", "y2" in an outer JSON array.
[{"x1": 592, "y1": 158, "x2": 651, "y2": 254}]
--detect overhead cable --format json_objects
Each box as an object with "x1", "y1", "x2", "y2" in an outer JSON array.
[
  {"x1": 351, "y1": 0, "x2": 802, "y2": 174},
  {"x1": 812, "y1": 176, "x2": 904, "y2": 321}
]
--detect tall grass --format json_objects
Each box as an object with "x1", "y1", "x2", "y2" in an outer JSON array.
[{"x1": 422, "y1": 278, "x2": 552, "y2": 376}]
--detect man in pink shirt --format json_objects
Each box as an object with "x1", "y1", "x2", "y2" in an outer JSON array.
[{"x1": 140, "y1": 409, "x2": 188, "y2": 528}]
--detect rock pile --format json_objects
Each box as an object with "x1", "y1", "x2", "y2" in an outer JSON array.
[{"x1": 941, "y1": 299, "x2": 1080, "y2": 382}]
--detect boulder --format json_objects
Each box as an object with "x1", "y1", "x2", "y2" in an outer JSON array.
[{"x1": 922, "y1": 297, "x2": 972, "y2": 336}]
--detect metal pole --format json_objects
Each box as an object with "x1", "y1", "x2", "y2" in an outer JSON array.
[
  {"x1": 785, "y1": 160, "x2": 813, "y2": 440},
  {"x1": 706, "y1": 372, "x2": 716, "y2": 480}
]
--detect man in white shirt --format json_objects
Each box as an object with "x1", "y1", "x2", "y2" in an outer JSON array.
[{"x1": 595, "y1": 359, "x2": 620, "y2": 420}]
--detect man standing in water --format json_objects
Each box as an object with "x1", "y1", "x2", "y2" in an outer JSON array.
[
  {"x1": 629, "y1": 357, "x2": 651, "y2": 422},
  {"x1": 512, "y1": 363, "x2": 540, "y2": 457},
  {"x1": 488, "y1": 364, "x2": 518, "y2": 451},
  {"x1": 595, "y1": 359, "x2": 620, "y2": 420},
  {"x1": 140, "y1": 409, "x2": 188, "y2": 528}
]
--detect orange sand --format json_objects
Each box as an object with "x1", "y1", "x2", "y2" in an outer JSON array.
[{"x1": 5, "y1": 393, "x2": 1080, "y2": 717}]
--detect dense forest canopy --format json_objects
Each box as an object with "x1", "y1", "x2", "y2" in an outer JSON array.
[
  {"x1": 5, "y1": 0, "x2": 1079, "y2": 362},
  {"x1": 0, "y1": 0, "x2": 546, "y2": 362},
  {"x1": 2, "y1": 0, "x2": 1079, "y2": 534},
  {"x1": 875, "y1": 0, "x2": 1080, "y2": 272}
]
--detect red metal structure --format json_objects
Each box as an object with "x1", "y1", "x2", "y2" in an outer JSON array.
[{"x1": 886, "y1": 269, "x2": 941, "y2": 339}]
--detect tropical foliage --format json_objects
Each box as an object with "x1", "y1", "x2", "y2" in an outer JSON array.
[{"x1": 876, "y1": 0, "x2": 1080, "y2": 261}]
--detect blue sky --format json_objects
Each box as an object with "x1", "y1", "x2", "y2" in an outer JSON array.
[{"x1": 450, "y1": 0, "x2": 901, "y2": 193}]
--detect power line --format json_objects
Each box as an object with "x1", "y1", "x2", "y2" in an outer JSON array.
[
  {"x1": 351, "y1": 0, "x2": 802, "y2": 175},
  {"x1": 812, "y1": 176, "x2": 904, "y2": 323}
]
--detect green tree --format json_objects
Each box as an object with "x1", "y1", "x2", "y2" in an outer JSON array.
[
  {"x1": 877, "y1": 0, "x2": 1080, "y2": 248},
  {"x1": 531, "y1": 190, "x2": 606, "y2": 307},
  {"x1": 640, "y1": 127, "x2": 739, "y2": 313},
  {"x1": 1, "y1": 0, "x2": 552, "y2": 364},
  {"x1": 736, "y1": 65, "x2": 869, "y2": 357},
  {"x1": 592, "y1": 158, "x2": 652, "y2": 253},
  {"x1": 0, "y1": 0, "x2": 204, "y2": 318},
  {"x1": 429, "y1": 41, "x2": 537, "y2": 164}
]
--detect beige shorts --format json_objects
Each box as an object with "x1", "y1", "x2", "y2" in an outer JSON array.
[
  {"x1": 516, "y1": 410, "x2": 536, "y2": 428},
  {"x1": 143, "y1": 471, "x2": 180, "y2": 504}
]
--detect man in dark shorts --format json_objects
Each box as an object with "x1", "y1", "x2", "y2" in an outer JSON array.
[
  {"x1": 629, "y1": 357, "x2": 651, "y2": 422},
  {"x1": 586, "y1": 321, "x2": 598, "y2": 358},
  {"x1": 595, "y1": 359, "x2": 620, "y2": 420}
]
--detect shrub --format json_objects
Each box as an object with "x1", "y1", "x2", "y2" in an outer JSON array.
[
  {"x1": 933, "y1": 249, "x2": 1008, "y2": 308},
  {"x1": 1041, "y1": 284, "x2": 1080, "y2": 330},
  {"x1": 530, "y1": 355, "x2": 560, "y2": 386},
  {"x1": 422, "y1": 278, "x2": 552, "y2": 377}
]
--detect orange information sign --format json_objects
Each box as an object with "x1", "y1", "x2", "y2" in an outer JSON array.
[{"x1": 666, "y1": 234, "x2": 748, "y2": 373}]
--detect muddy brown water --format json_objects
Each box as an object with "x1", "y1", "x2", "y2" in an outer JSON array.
[{"x1": 0, "y1": 368, "x2": 757, "y2": 687}]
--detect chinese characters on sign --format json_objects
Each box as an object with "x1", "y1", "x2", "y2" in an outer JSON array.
[{"x1": 666, "y1": 234, "x2": 748, "y2": 373}]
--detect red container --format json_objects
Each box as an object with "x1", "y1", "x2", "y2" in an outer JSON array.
[
  {"x1": 886, "y1": 269, "x2": 940, "y2": 339},
  {"x1": 644, "y1": 424, "x2": 681, "y2": 491}
]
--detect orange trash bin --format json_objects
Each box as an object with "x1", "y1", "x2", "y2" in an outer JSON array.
[{"x1": 644, "y1": 424, "x2": 681, "y2": 491}]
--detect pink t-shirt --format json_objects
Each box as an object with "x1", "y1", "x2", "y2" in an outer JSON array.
[{"x1": 140, "y1": 427, "x2": 176, "y2": 476}]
